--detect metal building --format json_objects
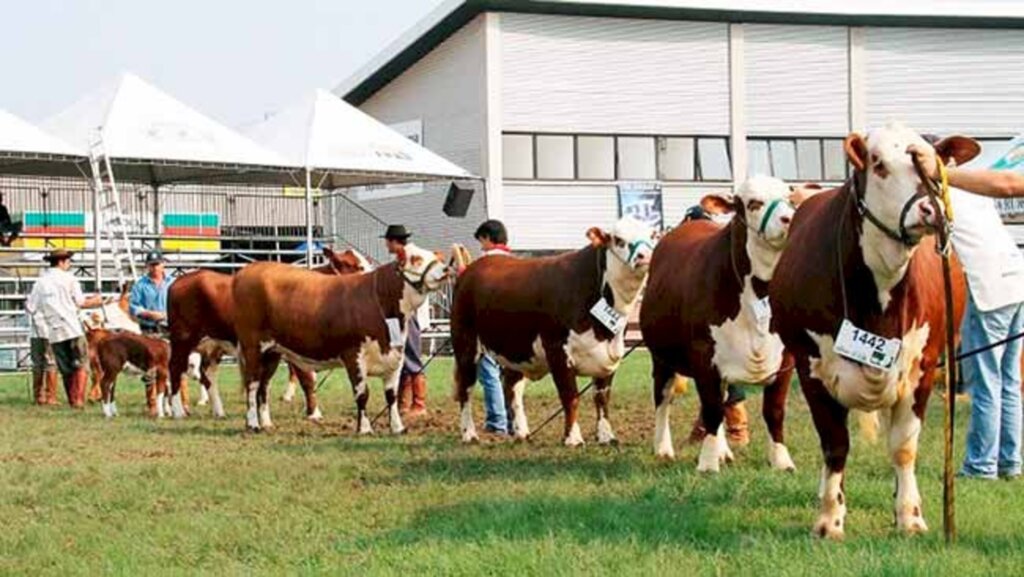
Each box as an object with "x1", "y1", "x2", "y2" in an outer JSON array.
[{"x1": 335, "y1": 0, "x2": 1024, "y2": 251}]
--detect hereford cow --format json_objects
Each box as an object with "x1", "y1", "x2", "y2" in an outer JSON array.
[
  {"x1": 452, "y1": 217, "x2": 656, "y2": 446},
  {"x1": 232, "y1": 243, "x2": 448, "y2": 433},
  {"x1": 83, "y1": 281, "x2": 141, "y2": 403},
  {"x1": 640, "y1": 176, "x2": 797, "y2": 472},
  {"x1": 86, "y1": 328, "x2": 172, "y2": 418},
  {"x1": 769, "y1": 122, "x2": 974, "y2": 538},
  {"x1": 166, "y1": 247, "x2": 369, "y2": 420}
]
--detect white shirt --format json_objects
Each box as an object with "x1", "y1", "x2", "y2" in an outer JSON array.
[
  {"x1": 950, "y1": 188, "x2": 1024, "y2": 311},
  {"x1": 25, "y1": 268, "x2": 87, "y2": 342}
]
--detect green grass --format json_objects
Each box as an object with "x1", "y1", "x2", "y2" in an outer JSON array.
[{"x1": 1, "y1": 352, "x2": 1021, "y2": 576}]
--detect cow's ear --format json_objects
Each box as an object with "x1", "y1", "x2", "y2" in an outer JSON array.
[
  {"x1": 322, "y1": 246, "x2": 335, "y2": 259},
  {"x1": 844, "y1": 133, "x2": 868, "y2": 172},
  {"x1": 396, "y1": 247, "x2": 407, "y2": 265},
  {"x1": 934, "y1": 135, "x2": 981, "y2": 168},
  {"x1": 699, "y1": 194, "x2": 735, "y2": 215},
  {"x1": 586, "y1": 227, "x2": 611, "y2": 247}
]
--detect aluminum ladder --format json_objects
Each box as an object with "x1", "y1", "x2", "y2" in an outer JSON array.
[{"x1": 88, "y1": 135, "x2": 136, "y2": 290}]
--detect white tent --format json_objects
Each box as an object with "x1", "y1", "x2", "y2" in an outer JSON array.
[
  {"x1": 0, "y1": 108, "x2": 84, "y2": 177},
  {"x1": 43, "y1": 72, "x2": 296, "y2": 186},
  {"x1": 247, "y1": 89, "x2": 473, "y2": 189},
  {"x1": 247, "y1": 88, "x2": 476, "y2": 264}
]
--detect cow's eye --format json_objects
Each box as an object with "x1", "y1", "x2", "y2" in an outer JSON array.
[
  {"x1": 614, "y1": 237, "x2": 625, "y2": 248},
  {"x1": 748, "y1": 200, "x2": 764, "y2": 211},
  {"x1": 410, "y1": 255, "x2": 424, "y2": 266}
]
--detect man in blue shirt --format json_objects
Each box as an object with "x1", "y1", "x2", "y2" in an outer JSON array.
[{"x1": 129, "y1": 251, "x2": 173, "y2": 336}]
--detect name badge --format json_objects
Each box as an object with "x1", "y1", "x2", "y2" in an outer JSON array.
[
  {"x1": 385, "y1": 318, "x2": 404, "y2": 348},
  {"x1": 752, "y1": 297, "x2": 771, "y2": 329},
  {"x1": 590, "y1": 298, "x2": 627, "y2": 334},
  {"x1": 833, "y1": 319, "x2": 902, "y2": 370}
]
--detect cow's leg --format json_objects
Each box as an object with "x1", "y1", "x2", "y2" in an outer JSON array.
[
  {"x1": 186, "y1": 351, "x2": 209, "y2": 406},
  {"x1": 100, "y1": 365, "x2": 118, "y2": 419},
  {"x1": 764, "y1": 352, "x2": 796, "y2": 471},
  {"x1": 799, "y1": 359, "x2": 850, "y2": 540},
  {"x1": 503, "y1": 369, "x2": 529, "y2": 441},
  {"x1": 294, "y1": 366, "x2": 323, "y2": 422},
  {"x1": 593, "y1": 374, "x2": 618, "y2": 445},
  {"x1": 382, "y1": 368, "x2": 406, "y2": 435},
  {"x1": 282, "y1": 364, "x2": 299, "y2": 403},
  {"x1": 454, "y1": 344, "x2": 480, "y2": 443},
  {"x1": 202, "y1": 354, "x2": 226, "y2": 418},
  {"x1": 695, "y1": 372, "x2": 732, "y2": 473},
  {"x1": 237, "y1": 344, "x2": 264, "y2": 432},
  {"x1": 256, "y1": 352, "x2": 281, "y2": 429},
  {"x1": 342, "y1": 354, "x2": 372, "y2": 435},
  {"x1": 651, "y1": 355, "x2": 677, "y2": 460},
  {"x1": 544, "y1": 343, "x2": 583, "y2": 447},
  {"x1": 889, "y1": 367, "x2": 933, "y2": 535}
]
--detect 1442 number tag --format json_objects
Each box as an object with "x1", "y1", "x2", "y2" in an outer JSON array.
[
  {"x1": 385, "y1": 318, "x2": 404, "y2": 349},
  {"x1": 751, "y1": 297, "x2": 771, "y2": 329},
  {"x1": 833, "y1": 319, "x2": 902, "y2": 370},
  {"x1": 590, "y1": 298, "x2": 627, "y2": 334}
]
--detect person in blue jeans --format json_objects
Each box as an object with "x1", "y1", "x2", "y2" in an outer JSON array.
[{"x1": 472, "y1": 219, "x2": 514, "y2": 434}]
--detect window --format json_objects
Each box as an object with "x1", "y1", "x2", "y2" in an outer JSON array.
[
  {"x1": 749, "y1": 137, "x2": 848, "y2": 182},
  {"x1": 796, "y1": 139, "x2": 823, "y2": 181},
  {"x1": 536, "y1": 135, "x2": 575, "y2": 179},
  {"x1": 698, "y1": 138, "x2": 732, "y2": 181},
  {"x1": 657, "y1": 137, "x2": 695, "y2": 181},
  {"x1": 823, "y1": 139, "x2": 847, "y2": 181},
  {"x1": 617, "y1": 137, "x2": 656, "y2": 180},
  {"x1": 747, "y1": 139, "x2": 771, "y2": 177},
  {"x1": 769, "y1": 140, "x2": 798, "y2": 181},
  {"x1": 577, "y1": 136, "x2": 614, "y2": 180},
  {"x1": 502, "y1": 134, "x2": 533, "y2": 179}
]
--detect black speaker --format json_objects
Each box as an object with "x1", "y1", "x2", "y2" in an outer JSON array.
[{"x1": 443, "y1": 182, "x2": 474, "y2": 218}]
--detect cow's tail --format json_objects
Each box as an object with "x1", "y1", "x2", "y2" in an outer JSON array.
[{"x1": 854, "y1": 409, "x2": 881, "y2": 445}]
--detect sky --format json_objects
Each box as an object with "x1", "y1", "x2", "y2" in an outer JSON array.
[{"x1": 0, "y1": 0, "x2": 446, "y2": 129}]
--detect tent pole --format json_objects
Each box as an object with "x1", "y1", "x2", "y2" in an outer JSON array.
[{"x1": 305, "y1": 168, "x2": 314, "y2": 270}]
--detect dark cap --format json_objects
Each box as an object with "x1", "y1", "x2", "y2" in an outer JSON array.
[
  {"x1": 145, "y1": 251, "x2": 165, "y2": 265},
  {"x1": 44, "y1": 248, "x2": 74, "y2": 263},
  {"x1": 382, "y1": 224, "x2": 411, "y2": 241}
]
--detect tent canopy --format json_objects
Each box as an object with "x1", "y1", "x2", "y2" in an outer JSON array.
[
  {"x1": 247, "y1": 89, "x2": 475, "y2": 189},
  {"x1": 0, "y1": 108, "x2": 85, "y2": 177},
  {"x1": 43, "y1": 73, "x2": 297, "y2": 187}
]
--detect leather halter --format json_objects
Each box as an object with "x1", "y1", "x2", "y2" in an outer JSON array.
[
  {"x1": 400, "y1": 258, "x2": 443, "y2": 293},
  {"x1": 851, "y1": 168, "x2": 931, "y2": 247}
]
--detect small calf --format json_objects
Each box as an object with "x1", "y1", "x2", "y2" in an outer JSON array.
[{"x1": 88, "y1": 329, "x2": 172, "y2": 418}]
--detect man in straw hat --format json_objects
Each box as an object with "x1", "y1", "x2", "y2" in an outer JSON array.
[
  {"x1": 25, "y1": 248, "x2": 105, "y2": 408},
  {"x1": 383, "y1": 224, "x2": 428, "y2": 418}
]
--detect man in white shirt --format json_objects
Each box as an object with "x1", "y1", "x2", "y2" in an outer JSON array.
[
  {"x1": 25, "y1": 249, "x2": 104, "y2": 408},
  {"x1": 25, "y1": 308, "x2": 59, "y2": 406}
]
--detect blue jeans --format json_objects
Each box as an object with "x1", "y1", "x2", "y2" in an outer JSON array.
[
  {"x1": 961, "y1": 295, "x2": 1024, "y2": 478},
  {"x1": 478, "y1": 353, "x2": 509, "y2": 433}
]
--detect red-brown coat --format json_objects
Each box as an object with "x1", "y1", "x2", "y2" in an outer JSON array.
[{"x1": 87, "y1": 329, "x2": 171, "y2": 418}]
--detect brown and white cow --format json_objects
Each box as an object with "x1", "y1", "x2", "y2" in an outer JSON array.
[
  {"x1": 231, "y1": 243, "x2": 447, "y2": 433},
  {"x1": 166, "y1": 247, "x2": 369, "y2": 420},
  {"x1": 770, "y1": 122, "x2": 974, "y2": 538},
  {"x1": 86, "y1": 328, "x2": 172, "y2": 419},
  {"x1": 640, "y1": 176, "x2": 797, "y2": 472},
  {"x1": 452, "y1": 217, "x2": 656, "y2": 446}
]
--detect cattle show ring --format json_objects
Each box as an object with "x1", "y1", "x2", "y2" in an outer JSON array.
[{"x1": 5, "y1": 2, "x2": 1024, "y2": 576}]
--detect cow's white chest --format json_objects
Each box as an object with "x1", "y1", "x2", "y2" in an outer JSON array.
[
  {"x1": 492, "y1": 337, "x2": 550, "y2": 381},
  {"x1": 357, "y1": 338, "x2": 404, "y2": 378},
  {"x1": 808, "y1": 322, "x2": 930, "y2": 411},
  {"x1": 566, "y1": 329, "x2": 624, "y2": 378},
  {"x1": 709, "y1": 280, "x2": 784, "y2": 384}
]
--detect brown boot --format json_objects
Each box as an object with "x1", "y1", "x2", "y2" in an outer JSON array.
[
  {"x1": 66, "y1": 369, "x2": 88, "y2": 409},
  {"x1": 397, "y1": 374, "x2": 414, "y2": 415},
  {"x1": 407, "y1": 373, "x2": 427, "y2": 419},
  {"x1": 687, "y1": 414, "x2": 708, "y2": 445},
  {"x1": 44, "y1": 370, "x2": 60, "y2": 405},
  {"x1": 724, "y1": 401, "x2": 750, "y2": 447},
  {"x1": 32, "y1": 371, "x2": 46, "y2": 405}
]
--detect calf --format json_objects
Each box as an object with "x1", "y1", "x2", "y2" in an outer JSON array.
[
  {"x1": 167, "y1": 247, "x2": 369, "y2": 419},
  {"x1": 769, "y1": 123, "x2": 974, "y2": 538},
  {"x1": 640, "y1": 176, "x2": 797, "y2": 471},
  {"x1": 87, "y1": 329, "x2": 171, "y2": 418},
  {"x1": 452, "y1": 217, "x2": 656, "y2": 446},
  {"x1": 232, "y1": 243, "x2": 448, "y2": 433},
  {"x1": 83, "y1": 281, "x2": 140, "y2": 402}
]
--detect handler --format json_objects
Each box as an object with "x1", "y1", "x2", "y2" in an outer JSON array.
[
  {"x1": 384, "y1": 225, "x2": 428, "y2": 419},
  {"x1": 25, "y1": 248, "x2": 104, "y2": 407},
  {"x1": 470, "y1": 219, "x2": 514, "y2": 435},
  {"x1": 129, "y1": 251, "x2": 188, "y2": 405}
]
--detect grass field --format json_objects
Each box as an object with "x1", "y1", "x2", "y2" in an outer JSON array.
[{"x1": 1, "y1": 351, "x2": 1023, "y2": 576}]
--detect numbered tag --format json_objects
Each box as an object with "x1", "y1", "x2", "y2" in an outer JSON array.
[
  {"x1": 752, "y1": 297, "x2": 772, "y2": 329},
  {"x1": 590, "y1": 298, "x2": 627, "y2": 334},
  {"x1": 833, "y1": 319, "x2": 902, "y2": 370},
  {"x1": 385, "y1": 318, "x2": 404, "y2": 349}
]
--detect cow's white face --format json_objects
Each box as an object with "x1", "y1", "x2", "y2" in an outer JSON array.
[
  {"x1": 398, "y1": 243, "x2": 448, "y2": 293},
  {"x1": 587, "y1": 216, "x2": 657, "y2": 313}
]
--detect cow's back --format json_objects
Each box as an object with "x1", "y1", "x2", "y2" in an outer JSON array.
[{"x1": 168, "y1": 270, "x2": 235, "y2": 343}]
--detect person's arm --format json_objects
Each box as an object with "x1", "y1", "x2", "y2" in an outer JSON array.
[
  {"x1": 71, "y1": 278, "x2": 104, "y2": 309},
  {"x1": 910, "y1": 144, "x2": 1024, "y2": 199},
  {"x1": 129, "y1": 280, "x2": 164, "y2": 321}
]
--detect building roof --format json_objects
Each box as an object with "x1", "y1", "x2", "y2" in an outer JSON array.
[{"x1": 337, "y1": 0, "x2": 1024, "y2": 105}]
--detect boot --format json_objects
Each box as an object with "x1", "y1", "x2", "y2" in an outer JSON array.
[
  {"x1": 724, "y1": 401, "x2": 750, "y2": 447},
  {"x1": 44, "y1": 370, "x2": 59, "y2": 405},
  {"x1": 397, "y1": 374, "x2": 414, "y2": 414},
  {"x1": 687, "y1": 414, "x2": 708, "y2": 445},
  {"x1": 32, "y1": 371, "x2": 46, "y2": 405},
  {"x1": 66, "y1": 369, "x2": 88, "y2": 409},
  {"x1": 408, "y1": 373, "x2": 427, "y2": 419}
]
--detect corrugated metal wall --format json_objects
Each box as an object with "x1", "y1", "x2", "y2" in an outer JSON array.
[
  {"x1": 501, "y1": 13, "x2": 730, "y2": 135},
  {"x1": 745, "y1": 24, "x2": 849, "y2": 136},
  {"x1": 504, "y1": 183, "x2": 618, "y2": 250},
  {"x1": 865, "y1": 27, "x2": 1024, "y2": 135}
]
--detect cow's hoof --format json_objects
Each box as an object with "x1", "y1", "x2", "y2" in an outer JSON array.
[
  {"x1": 246, "y1": 425, "x2": 262, "y2": 434},
  {"x1": 813, "y1": 517, "x2": 845, "y2": 541},
  {"x1": 697, "y1": 436, "x2": 722, "y2": 473},
  {"x1": 768, "y1": 442, "x2": 796, "y2": 472},
  {"x1": 655, "y1": 450, "x2": 675, "y2": 462},
  {"x1": 307, "y1": 407, "x2": 324, "y2": 423},
  {"x1": 564, "y1": 423, "x2": 585, "y2": 447},
  {"x1": 461, "y1": 430, "x2": 480, "y2": 444},
  {"x1": 393, "y1": 426, "x2": 407, "y2": 436},
  {"x1": 281, "y1": 395, "x2": 295, "y2": 403},
  {"x1": 896, "y1": 512, "x2": 928, "y2": 535}
]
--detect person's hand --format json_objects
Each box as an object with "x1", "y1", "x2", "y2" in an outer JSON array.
[
  {"x1": 143, "y1": 310, "x2": 166, "y2": 322},
  {"x1": 789, "y1": 183, "x2": 823, "y2": 208},
  {"x1": 908, "y1": 144, "x2": 939, "y2": 179}
]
